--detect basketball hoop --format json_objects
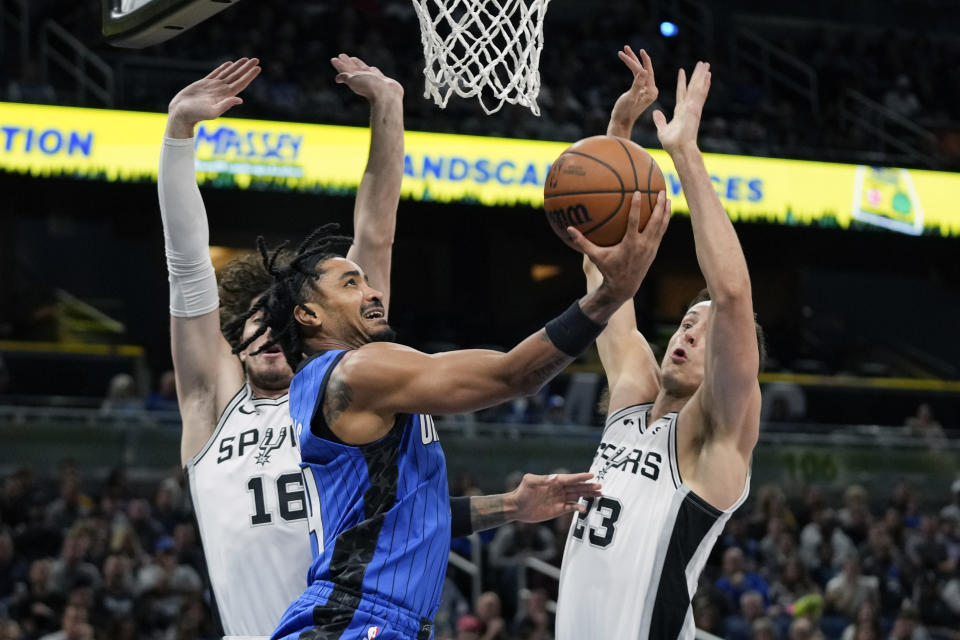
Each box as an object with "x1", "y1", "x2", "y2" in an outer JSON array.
[{"x1": 411, "y1": 0, "x2": 552, "y2": 116}]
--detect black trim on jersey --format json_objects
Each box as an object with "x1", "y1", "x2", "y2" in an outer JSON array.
[
  {"x1": 605, "y1": 402, "x2": 653, "y2": 426},
  {"x1": 183, "y1": 466, "x2": 225, "y2": 637},
  {"x1": 309, "y1": 350, "x2": 349, "y2": 445},
  {"x1": 667, "y1": 415, "x2": 682, "y2": 489},
  {"x1": 188, "y1": 384, "x2": 249, "y2": 466},
  {"x1": 304, "y1": 429, "x2": 403, "y2": 637},
  {"x1": 647, "y1": 492, "x2": 721, "y2": 639}
]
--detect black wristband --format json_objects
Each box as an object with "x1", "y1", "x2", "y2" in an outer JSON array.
[
  {"x1": 545, "y1": 300, "x2": 606, "y2": 358},
  {"x1": 450, "y1": 496, "x2": 473, "y2": 538}
]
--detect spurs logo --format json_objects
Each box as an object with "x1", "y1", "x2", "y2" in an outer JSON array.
[{"x1": 254, "y1": 427, "x2": 287, "y2": 466}]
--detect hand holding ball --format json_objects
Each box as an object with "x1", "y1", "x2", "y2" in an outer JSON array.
[{"x1": 544, "y1": 135, "x2": 666, "y2": 250}]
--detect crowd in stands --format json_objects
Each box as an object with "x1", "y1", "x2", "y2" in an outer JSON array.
[
  {"x1": 3, "y1": 1, "x2": 959, "y2": 168},
  {"x1": 2, "y1": 458, "x2": 960, "y2": 639}
]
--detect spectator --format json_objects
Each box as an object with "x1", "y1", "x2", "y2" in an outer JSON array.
[
  {"x1": 144, "y1": 370, "x2": 178, "y2": 413},
  {"x1": 0, "y1": 619, "x2": 22, "y2": 640},
  {"x1": 488, "y1": 522, "x2": 555, "y2": 616},
  {"x1": 888, "y1": 604, "x2": 932, "y2": 640},
  {"x1": 715, "y1": 547, "x2": 771, "y2": 612},
  {"x1": 840, "y1": 600, "x2": 881, "y2": 640},
  {"x1": 513, "y1": 588, "x2": 552, "y2": 640},
  {"x1": 48, "y1": 532, "x2": 102, "y2": 595},
  {"x1": 788, "y1": 616, "x2": 824, "y2": 640},
  {"x1": 905, "y1": 517, "x2": 951, "y2": 576},
  {"x1": 455, "y1": 614, "x2": 483, "y2": 640},
  {"x1": 100, "y1": 374, "x2": 142, "y2": 417},
  {"x1": 722, "y1": 590, "x2": 767, "y2": 640},
  {"x1": 825, "y1": 556, "x2": 880, "y2": 619},
  {"x1": 838, "y1": 485, "x2": 873, "y2": 546},
  {"x1": 135, "y1": 537, "x2": 202, "y2": 624},
  {"x1": 860, "y1": 523, "x2": 906, "y2": 614},
  {"x1": 883, "y1": 75, "x2": 921, "y2": 118},
  {"x1": 10, "y1": 559, "x2": 62, "y2": 637},
  {"x1": 903, "y1": 404, "x2": 946, "y2": 447},
  {"x1": 37, "y1": 603, "x2": 93, "y2": 640},
  {"x1": 939, "y1": 479, "x2": 960, "y2": 524},
  {"x1": 94, "y1": 555, "x2": 135, "y2": 625},
  {"x1": 770, "y1": 556, "x2": 821, "y2": 616},
  {"x1": 752, "y1": 616, "x2": 779, "y2": 640},
  {"x1": 0, "y1": 528, "x2": 27, "y2": 603},
  {"x1": 473, "y1": 592, "x2": 507, "y2": 640},
  {"x1": 44, "y1": 471, "x2": 93, "y2": 533},
  {"x1": 125, "y1": 499, "x2": 162, "y2": 553},
  {"x1": 800, "y1": 507, "x2": 856, "y2": 572}
]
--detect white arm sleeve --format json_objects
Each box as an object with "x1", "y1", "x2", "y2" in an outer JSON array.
[{"x1": 158, "y1": 136, "x2": 219, "y2": 318}]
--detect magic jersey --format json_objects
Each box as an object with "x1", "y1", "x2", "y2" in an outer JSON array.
[
  {"x1": 185, "y1": 383, "x2": 313, "y2": 637},
  {"x1": 556, "y1": 403, "x2": 749, "y2": 640},
  {"x1": 277, "y1": 349, "x2": 450, "y2": 637}
]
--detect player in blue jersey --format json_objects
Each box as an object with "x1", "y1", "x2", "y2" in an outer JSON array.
[{"x1": 227, "y1": 177, "x2": 672, "y2": 637}]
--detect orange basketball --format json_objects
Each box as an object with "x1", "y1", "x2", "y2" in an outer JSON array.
[{"x1": 544, "y1": 135, "x2": 666, "y2": 250}]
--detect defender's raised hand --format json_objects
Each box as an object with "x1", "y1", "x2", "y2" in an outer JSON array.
[
  {"x1": 608, "y1": 46, "x2": 658, "y2": 136},
  {"x1": 567, "y1": 191, "x2": 671, "y2": 304},
  {"x1": 652, "y1": 61, "x2": 711, "y2": 155},
  {"x1": 168, "y1": 58, "x2": 261, "y2": 128},
  {"x1": 331, "y1": 54, "x2": 403, "y2": 102}
]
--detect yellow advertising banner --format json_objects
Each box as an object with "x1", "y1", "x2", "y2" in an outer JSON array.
[{"x1": 1, "y1": 101, "x2": 958, "y2": 236}]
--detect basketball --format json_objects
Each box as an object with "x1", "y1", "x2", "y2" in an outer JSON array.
[{"x1": 544, "y1": 135, "x2": 666, "y2": 250}]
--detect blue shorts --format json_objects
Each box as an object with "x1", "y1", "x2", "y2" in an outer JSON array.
[{"x1": 272, "y1": 581, "x2": 434, "y2": 640}]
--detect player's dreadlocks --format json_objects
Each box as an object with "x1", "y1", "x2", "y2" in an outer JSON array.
[{"x1": 226, "y1": 223, "x2": 352, "y2": 370}]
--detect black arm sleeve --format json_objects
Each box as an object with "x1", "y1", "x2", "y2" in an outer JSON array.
[{"x1": 450, "y1": 496, "x2": 473, "y2": 538}]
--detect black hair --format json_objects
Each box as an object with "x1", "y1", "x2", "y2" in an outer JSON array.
[
  {"x1": 687, "y1": 288, "x2": 768, "y2": 372},
  {"x1": 226, "y1": 223, "x2": 352, "y2": 370}
]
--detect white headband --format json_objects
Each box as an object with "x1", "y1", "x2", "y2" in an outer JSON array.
[{"x1": 688, "y1": 300, "x2": 712, "y2": 312}]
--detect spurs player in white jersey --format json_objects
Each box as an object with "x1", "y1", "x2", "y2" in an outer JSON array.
[
  {"x1": 161, "y1": 56, "x2": 602, "y2": 638},
  {"x1": 556, "y1": 50, "x2": 766, "y2": 639}
]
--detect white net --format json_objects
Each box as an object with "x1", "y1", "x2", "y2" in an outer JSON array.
[{"x1": 411, "y1": 0, "x2": 552, "y2": 115}]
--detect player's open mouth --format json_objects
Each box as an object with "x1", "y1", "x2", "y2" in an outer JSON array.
[
  {"x1": 363, "y1": 308, "x2": 385, "y2": 320},
  {"x1": 262, "y1": 345, "x2": 283, "y2": 357},
  {"x1": 671, "y1": 348, "x2": 686, "y2": 363}
]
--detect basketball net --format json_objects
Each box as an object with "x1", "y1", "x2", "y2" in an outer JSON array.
[{"x1": 411, "y1": 0, "x2": 552, "y2": 115}]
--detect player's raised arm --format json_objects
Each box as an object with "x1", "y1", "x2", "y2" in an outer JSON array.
[
  {"x1": 329, "y1": 192, "x2": 670, "y2": 441},
  {"x1": 590, "y1": 46, "x2": 664, "y2": 413},
  {"x1": 334, "y1": 54, "x2": 404, "y2": 313},
  {"x1": 653, "y1": 62, "x2": 761, "y2": 454},
  {"x1": 161, "y1": 58, "x2": 261, "y2": 465},
  {"x1": 606, "y1": 46, "x2": 658, "y2": 139}
]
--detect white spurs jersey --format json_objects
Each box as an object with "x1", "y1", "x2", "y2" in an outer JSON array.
[
  {"x1": 185, "y1": 384, "x2": 312, "y2": 637},
  {"x1": 556, "y1": 404, "x2": 749, "y2": 640}
]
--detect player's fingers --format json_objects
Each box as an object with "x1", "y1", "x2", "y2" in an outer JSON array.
[
  {"x1": 212, "y1": 97, "x2": 242, "y2": 115},
  {"x1": 623, "y1": 45, "x2": 641, "y2": 66},
  {"x1": 335, "y1": 73, "x2": 351, "y2": 84},
  {"x1": 676, "y1": 68, "x2": 687, "y2": 103},
  {"x1": 652, "y1": 109, "x2": 667, "y2": 132},
  {"x1": 617, "y1": 50, "x2": 642, "y2": 75},
  {"x1": 640, "y1": 49, "x2": 655, "y2": 83},
  {"x1": 215, "y1": 58, "x2": 246, "y2": 79},
  {"x1": 566, "y1": 226, "x2": 600, "y2": 258},
  {"x1": 223, "y1": 57, "x2": 259, "y2": 85},
  {"x1": 569, "y1": 502, "x2": 588, "y2": 514},
  {"x1": 553, "y1": 472, "x2": 595, "y2": 484},
  {"x1": 625, "y1": 192, "x2": 645, "y2": 236},
  {"x1": 205, "y1": 61, "x2": 232, "y2": 80},
  {"x1": 230, "y1": 66, "x2": 261, "y2": 94}
]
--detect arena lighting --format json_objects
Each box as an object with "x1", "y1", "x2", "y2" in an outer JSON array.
[{"x1": 660, "y1": 21, "x2": 678, "y2": 37}]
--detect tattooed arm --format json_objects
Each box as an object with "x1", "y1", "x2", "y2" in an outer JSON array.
[{"x1": 467, "y1": 472, "x2": 602, "y2": 533}]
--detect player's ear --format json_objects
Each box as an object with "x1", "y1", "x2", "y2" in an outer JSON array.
[{"x1": 295, "y1": 302, "x2": 323, "y2": 328}]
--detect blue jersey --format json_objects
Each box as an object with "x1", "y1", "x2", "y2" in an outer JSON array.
[{"x1": 286, "y1": 349, "x2": 451, "y2": 631}]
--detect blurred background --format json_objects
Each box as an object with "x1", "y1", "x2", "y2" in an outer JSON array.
[{"x1": 1, "y1": 1, "x2": 959, "y2": 639}]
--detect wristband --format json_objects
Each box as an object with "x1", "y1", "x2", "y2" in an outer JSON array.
[
  {"x1": 450, "y1": 496, "x2": 473, "y2": 538},
  {"x1": 545, "y1": 300, "x2": 606, "y2": 358}
]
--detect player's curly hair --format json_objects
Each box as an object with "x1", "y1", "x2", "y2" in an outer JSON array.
[
  {"x1": 218, "y1": 251, "x2": 289, "y2": 351},
  {"x1": 224, "y1": 224, "x2": 352, "y2": 370}
]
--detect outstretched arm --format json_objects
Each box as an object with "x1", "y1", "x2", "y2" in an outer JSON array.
[
  {"x1": 335, "y1": 55, "x2": 405, "y2": 314},
  {"x1": 653, "y1": 62, "x2": 761, "y2": 454},
  {"x1": 328, "y1": 193, "x2": 672, "y2": 444},
  {"x1": 451, "y1": 472, "x2": 602, "y2": 537},
  {"x1": 592, "y1": 46, "x2": 663, "y2": 414},
  {"x1": 162, "y1": 58, "x2": 261, "y2": 465}
]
